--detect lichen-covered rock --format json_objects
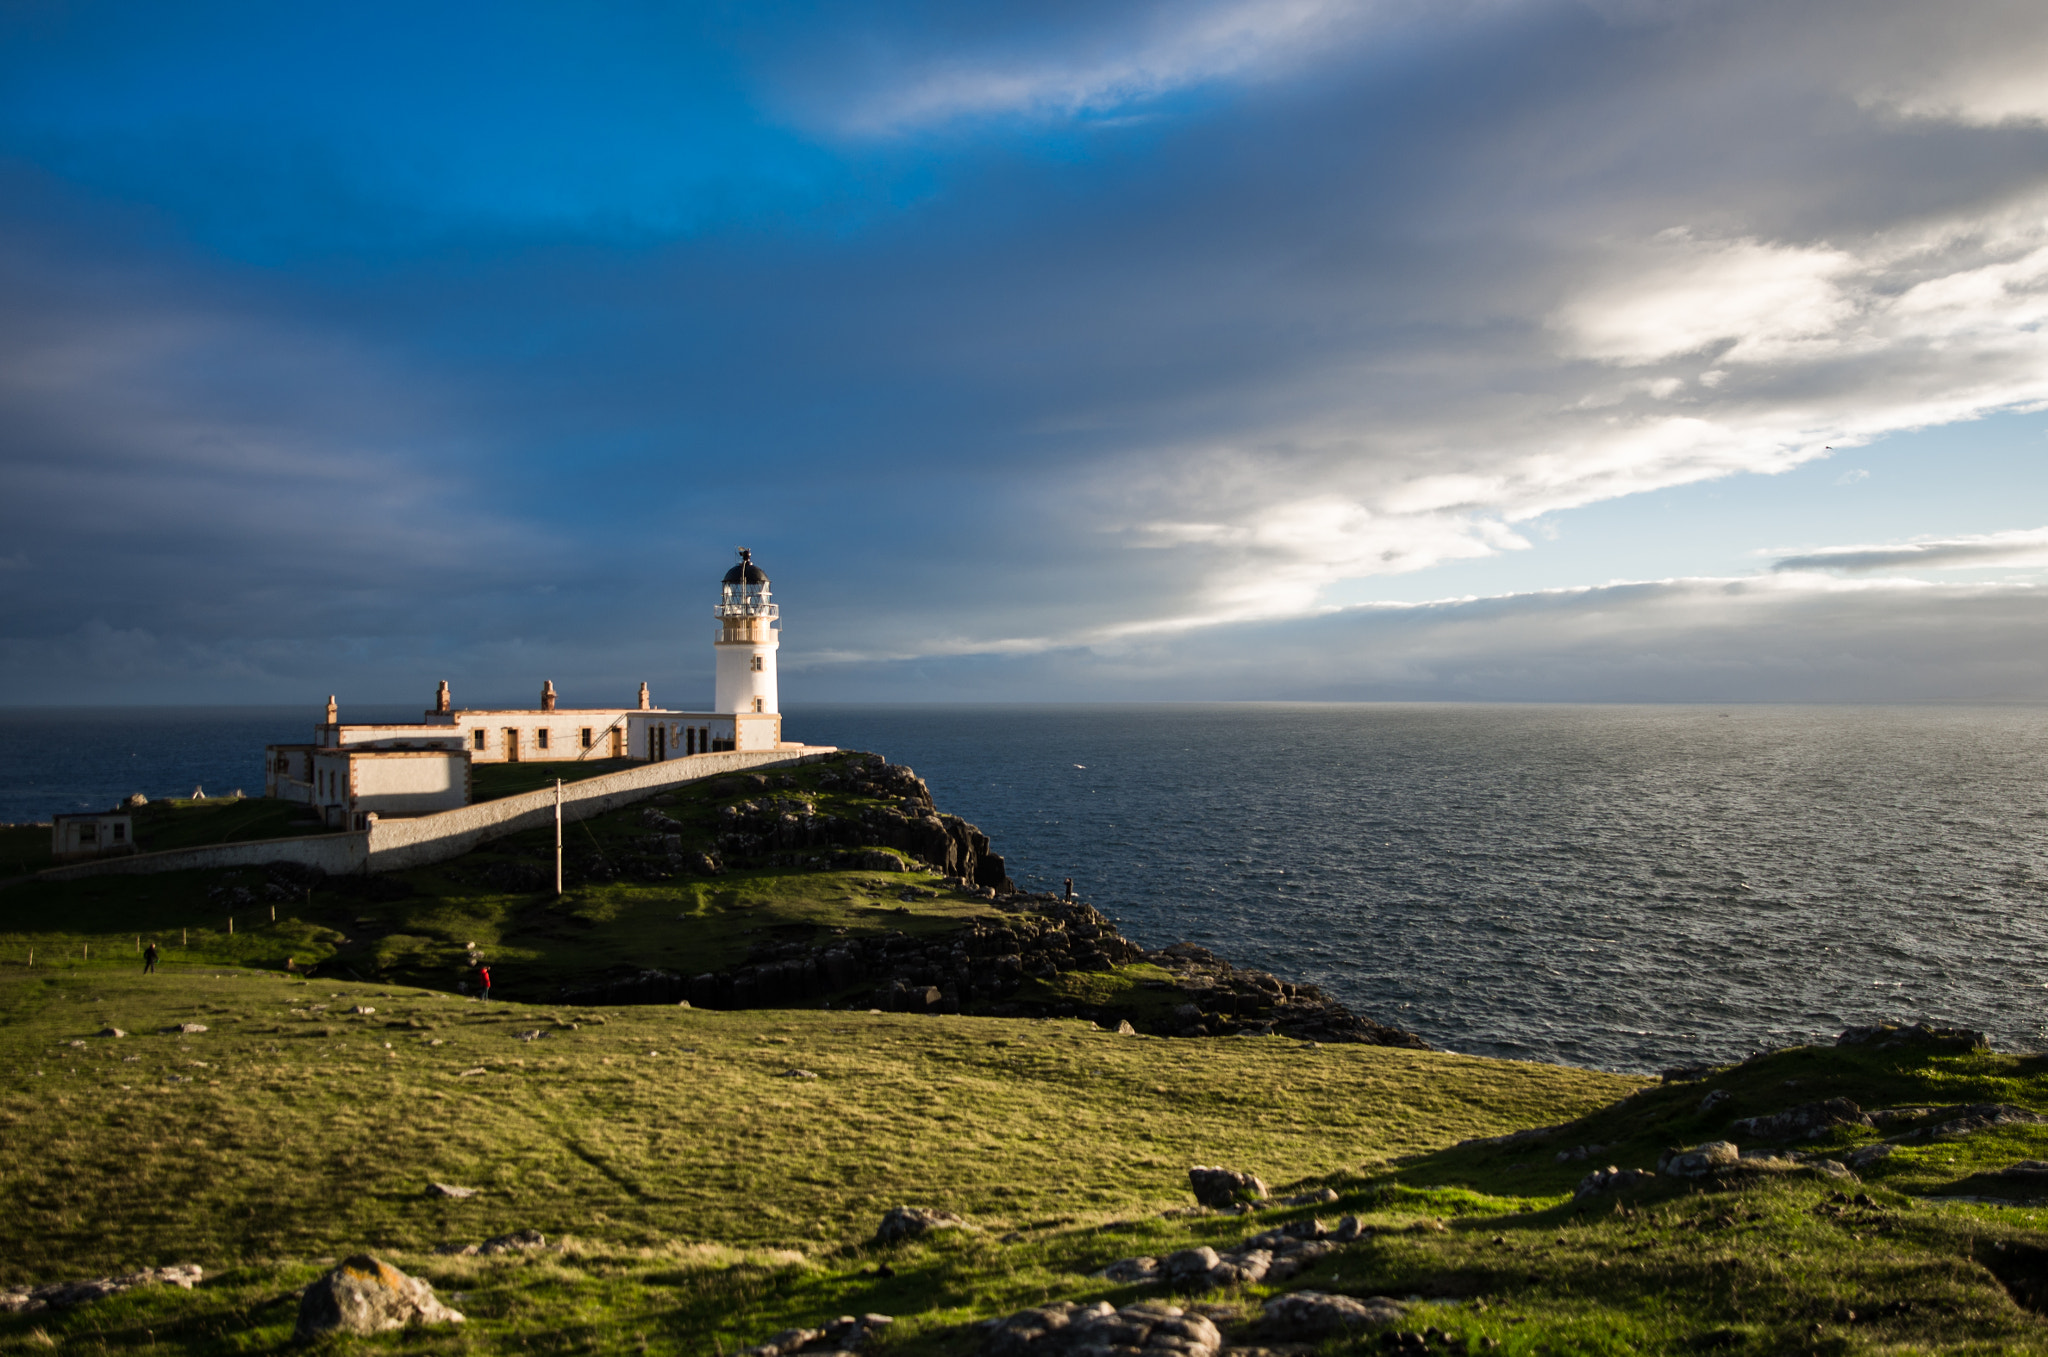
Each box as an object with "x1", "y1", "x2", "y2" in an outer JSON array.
[
  {"x1": 294, "y1": 1255, "x2": 464, "y2": 1338},
  {"x1": 977, "y1": 1300, "x2": 1222, "y2": 1356},
  {"x1": 1188, "y1": 1166, "x2": 1268, "y2": 1208},
  {"x1": 874, "y1": 1206, "x2": 968, "y2": 1245},
  {"x1": 1659, "y1": 1141, "x2": 1740, "y2": 1178},
  {"x1": 1260, "y1": 1290, "x2": 1406, "y2": 1337}
]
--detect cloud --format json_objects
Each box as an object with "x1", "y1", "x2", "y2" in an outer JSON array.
[
  {"x1": 792, "y1": 0, "x2": 1386, "y2": 135},
  {"x1": 803, "y1": 573, "x2": 2048, "y2": 704},
  {"x1": 1771, "y1": 527, "x2": 2048, "y2": 574}
]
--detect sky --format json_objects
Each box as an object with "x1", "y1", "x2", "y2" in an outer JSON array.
[{"x1": 2, "y1": 0, "x2": 2047, "y2": 708}]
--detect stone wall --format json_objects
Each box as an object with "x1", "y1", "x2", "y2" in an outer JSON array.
[{"x1": 33, "y1": 747, "x2": 837, "y2": 883}]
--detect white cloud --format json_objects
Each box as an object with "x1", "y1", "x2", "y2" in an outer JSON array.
[
  {"x1": 1771, "y1": 527, "x2": 2048, "y2": 574},
  {"x1": 812, "y1": 0, "x2": 1391, "y2": 135}
]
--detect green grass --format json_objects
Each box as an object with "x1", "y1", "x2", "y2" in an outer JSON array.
[{"x1": 0, "y1": 965, "x2": 1633, "y2": 1354}]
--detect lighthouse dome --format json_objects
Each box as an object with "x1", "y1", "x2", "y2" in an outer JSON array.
[{"x1": 722, "y1": 550, "x2": 768, "y2": 586}]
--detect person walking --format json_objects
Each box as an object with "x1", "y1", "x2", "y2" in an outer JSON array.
[
  {"x1": 477, "y1": 962, "x2": 492, "y2": 1001},
  {"x1": 142, "y1": 941, "x2": 157, "y2": 974}
]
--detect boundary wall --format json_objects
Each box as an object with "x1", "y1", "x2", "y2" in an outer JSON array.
[{"x1": 32, "y1": 746, "x2": 838, "y2": 883}]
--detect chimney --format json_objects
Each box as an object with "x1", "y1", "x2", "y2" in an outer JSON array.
[
  {"x1": 435, "y1": 680, "x2": 451, "y2": 714},
  {"x1": 541, "y1": 680, "x2": 557, "y2": 713},
  {"x1": 325, "y1": 695, "x2": 339, "y2": 725},
  {"x1": 638, "y1": 682, "x2": 651, "y2": 711}
]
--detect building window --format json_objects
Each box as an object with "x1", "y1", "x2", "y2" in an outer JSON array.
[
  {"x1": 580, "y1": 727, "x2": 592, "y2": 749},
  {"x1": 750, "y1": 654, "x2": 764, "y2": 672},
  {"x1": 537, "y1": 728, "x2": 550, "y2": 750},
  {"x1": 112, "y1": 823, "x2": 125, "y2": 843},
  {"x1": 473, "y1": 729, "x2": 486, "y2": 750}
]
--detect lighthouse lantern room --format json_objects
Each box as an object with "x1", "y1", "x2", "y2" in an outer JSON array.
[{"x1": 714, "y1": 548, "x2": 779, "y2": 716}]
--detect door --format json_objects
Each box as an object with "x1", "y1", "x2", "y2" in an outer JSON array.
[
  {"x1": 505, "y1": 728, "x2": 521, "y2": 762},
  {"x1": 610, "y1": 727, "x2": 623, "y2": 758}
]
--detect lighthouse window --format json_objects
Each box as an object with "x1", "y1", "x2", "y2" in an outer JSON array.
[
  {"x1": 753, "y1": 697, "x2": 765, "y2": 712},
  {"x1": 750, "y1": 654, "x2": 764, "y2": 671}
]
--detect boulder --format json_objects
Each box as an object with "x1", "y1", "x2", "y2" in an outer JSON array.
[
  {"x1": 1115, "y1": 1020, "x2": 1137, "y2": 1036},
  {"x1": 294, "y1": 1255, "x2": 464, "y2": 1338},
  {"x1": 425, "y1": 1183, "x2": 477, "y2": 1199},
  {"x1": 1659, "y1": 1141, "x2": 1740, "y2": 1178},
  {"x1": 96, "y1": 1027, "x2": 126, "y2": 1039},
  {"x1": 1836, "y1": 1023, "x2": 1987, "y2": 1053},
  {"x1": 1261, "y1": 1290, "x2": 1407, "y2": 1337},
  {"x1": 172, "y1": 1023, "x2": 208, "y2": 1035},
  {"x1": 1188, "y1": 1165, "x2": 1268, "y2": 1208},
  {"x1": 874, "y1": 1206, "x2": 968, "y2": 1245}
]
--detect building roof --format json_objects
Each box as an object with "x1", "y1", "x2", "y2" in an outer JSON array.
[{"x1": 722, "y1": 548, "x2": 769, "y2": 586}]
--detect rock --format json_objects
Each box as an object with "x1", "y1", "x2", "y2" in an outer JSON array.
[
  {"x1": 172, "y1": 1023, "x2": 208, "y2": 1034},
  {"x1": 351, "y1": 1005, "x2": 377, "y2": 1015},
  {"x1": 1699, "y1": 1088, "x2": 1730, "y2": 1114},
  {"x1": 780, "y1": 1069, "x2": 820, "y2": 1080},
  {"x1": 1188, "y1": 1165, "x2": 1268, "y2": 1208},
  {"x1": 97, "y1": 1027, "x2": 126, "y2": 1039},
  {"x1": 1093, "y1": 1256, "x2": 1161, "y2": 1284},
  {"x1": 1659, "y1": 1141, "x2": 1741, "y2": 1178},
  {"x1": 1116, "y1": 1020, "x2": 1137, "y2": 1035},
  {"x1": 1729, "y1": 1098, "x2": 1869, "y2": 1142},
  {"x1": 0, "y1": 1265, "x2": 201, "y2": 1314},
  {"x1": 976, "y1": 1300, "x2": 1223, "y2": 1357},
  {"x1": 425, "y1": 1183, "x2": 477, "y2": 1199},
  {"x1": 294, "y1": 1255, "x2": 464, "y2": 1338},
  {"x1": 1162, "y1": 1247, "x2": 1222, "y2": 1285},
  {"x1": 125, "y1": 793, "x2": 148, "y2": 808},
  {"x1": 874, "y1": 1206, "x2": 969, "y2": 1245},
  {"x1": 1574, "y1": 1166, "x2": 1657, "y2": 1198},
  {"x1": 432, "y1": 1244, "x2": 480, "y2": 1257},
  {"x1": 478, "y1": 1229, "x2": 546, "y2": 1255},
  {"x1": 1844, "y1": 1143, "x2": 1895, "y2": 1171},
  {"x1": 517, "y1": 1030, "x2": 544, "y2": 1042},
  {"x1": 1836, "y1": 1023, "x2": 1988, "y2": 1053},
  {"x1": 1260, "y1": 1290, "x2": 1407, "y2": 1337}
]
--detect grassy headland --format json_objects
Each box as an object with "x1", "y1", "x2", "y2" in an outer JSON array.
[{"x1": 2, "y1": 755, "x2": 2046, "y2": 1353}]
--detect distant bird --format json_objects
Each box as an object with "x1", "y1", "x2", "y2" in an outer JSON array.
[{"x1": 1073, "y1": 764, "x2": 1087, "y2": 769}]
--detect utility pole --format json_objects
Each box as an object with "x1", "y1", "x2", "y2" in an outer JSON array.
[{"x1": 555, "y1": 777, "x2": 564, "y2": 897}]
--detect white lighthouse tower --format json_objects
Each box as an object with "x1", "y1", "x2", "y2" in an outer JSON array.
[{"x1": 713, "y1": 548, "x2": 779, "y2": 715}]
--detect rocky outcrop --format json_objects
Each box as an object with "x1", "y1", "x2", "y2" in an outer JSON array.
[
  {"x1": 1137, "y1": 943, "x2": 1431, "y2": 1047},
  {"x1": 1092, "y1": 1216, "x2": 1361, "y2": 1291},
  {"x1": 294, "y1": 1255, "x2": 464, "y2": 1338},
  {"x1": 1836, "y1": 1022, "x2": 1987, "y2": 1054},
  {"x1": 1188, "y1": 1166, "x2": 1268, "y2": 1209},
  {"x1": 1728, "y1": 1098, "x2": 1869, "y2": 1142},
  {"x1": 873, "y1": 1207, "x2": 970, "y2": 1245},
  {"x1": 977, "y1": 1301, "x2": 1224, "y2": 1357},
  {"x1": 0, "y1": 1265, "x2": 202, "y2": 1313}
]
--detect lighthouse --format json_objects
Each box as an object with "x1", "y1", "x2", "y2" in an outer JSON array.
[{"x1": 713, "y1": 548, "x2": 779, "y2": 715}]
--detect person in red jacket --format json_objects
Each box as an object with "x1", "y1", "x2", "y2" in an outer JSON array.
[{"x1": 476, "y1": 963, "x2": 492, "y2": 1001}]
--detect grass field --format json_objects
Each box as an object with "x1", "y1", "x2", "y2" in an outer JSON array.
[
  {"x1": 1, "y1": 960, "x2": 2047, "y2": 1354},
  {"x1": 6, "y1": 760, "x2": 2048, "y2": 1352}
]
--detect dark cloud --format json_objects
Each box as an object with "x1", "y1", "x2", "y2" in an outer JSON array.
[{"x1": 2, "y1": 1, "x2": 2047, "y2": 701}]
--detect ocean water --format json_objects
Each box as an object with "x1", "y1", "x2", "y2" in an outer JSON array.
[{"x1": 4, "y1": 701, "x2": 2044, "y2": 1072}]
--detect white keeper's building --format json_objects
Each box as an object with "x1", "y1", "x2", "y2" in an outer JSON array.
[{"x1": 267, "y1": 550, "x2": 792, "y2": 829}]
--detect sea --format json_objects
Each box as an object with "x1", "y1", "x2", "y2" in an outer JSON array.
[{"x1": 4, "y1": 702, "x2": 2044, "y2": 1074}]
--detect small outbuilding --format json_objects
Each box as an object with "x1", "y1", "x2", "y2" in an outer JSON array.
[{"x1": 51, "y1": 813, "x2": 135, "y2": 860}]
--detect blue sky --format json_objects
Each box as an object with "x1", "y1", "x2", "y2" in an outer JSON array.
[{"x1": 3, "y1": 0, "x2": 2048, "y2": 706}]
